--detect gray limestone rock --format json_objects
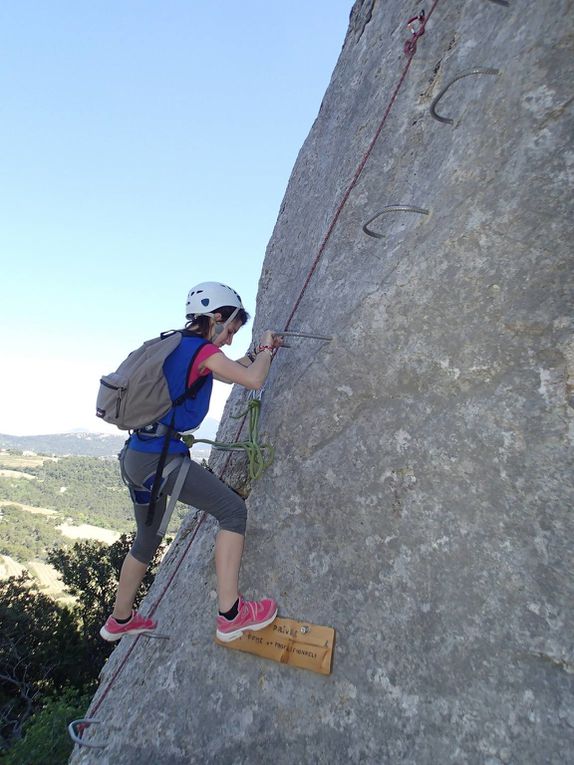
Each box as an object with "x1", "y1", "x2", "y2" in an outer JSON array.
[{"x1": 71, "y1": 1, "x2": 574, "y2": 763}]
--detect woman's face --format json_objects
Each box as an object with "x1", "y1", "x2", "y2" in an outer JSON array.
[{"x1": 212, "y1": 317, "x2": 243, "y2": 347}]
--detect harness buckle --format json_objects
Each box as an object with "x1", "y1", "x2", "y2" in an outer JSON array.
[{"x1": 135, "y1": 422, "x2": 182, "y2": 439}]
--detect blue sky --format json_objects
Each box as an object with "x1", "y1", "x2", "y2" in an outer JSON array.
[{"x1": 0, "y1": 1, "x2": 352, "y2": 435}]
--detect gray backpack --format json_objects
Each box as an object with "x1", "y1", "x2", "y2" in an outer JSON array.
[
  {"x1": 97, "y1": 330, "x2": 210, "y2": 529},
  {"x1": 96, "y1": 330, "x2": 191, "y2": 430}
]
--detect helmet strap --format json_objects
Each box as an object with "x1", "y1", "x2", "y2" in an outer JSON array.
[
  {"x1": 222, "y1": 307, "x2": 240, "y2": 328},
  {"x1": 187, "y1": 308, "x2": 239, "y2": 338}
]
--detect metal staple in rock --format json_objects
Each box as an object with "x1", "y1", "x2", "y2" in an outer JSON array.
[
  {"x1": 362, "y1": 205, "x2": 430, "y2": 239},
  {"x1": 429, "y1": 67, "x2": 501, "y2": 124}
]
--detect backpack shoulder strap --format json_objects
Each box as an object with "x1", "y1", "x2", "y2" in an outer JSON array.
[
  {"x1": 145, "y1": 334, "x2": 211, "y2": 527},
  {"x1": 172, "y1": 335, "x2": 211, "y2": 407}
]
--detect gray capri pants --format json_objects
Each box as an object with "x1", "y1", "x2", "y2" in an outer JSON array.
[{"x1": 120, "y1": 447, "x2": 247, "y2": 564}]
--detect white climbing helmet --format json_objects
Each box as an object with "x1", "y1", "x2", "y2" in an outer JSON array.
[{"x1": 185, "y1": 282, "x2": 244, "y2": 320}]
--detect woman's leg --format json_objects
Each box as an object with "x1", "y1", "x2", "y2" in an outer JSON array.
[
  {"x1": 167, "y1": 460, "x2": 248, "y2": 612},
  {"x1": 215, "y1": 530, "x2": 244, "y2": 612},
  {"x1": 110, "y1": 489, "x2": 168, "y2": 616},
  {"x1": 113, "y1": 448, "x2": 170, "y2": 618},
  {"x1": 113, "y1": 553, "x2": 149, "y2": 619},
  {"x1": 119, "y1": 450, "x2": 248, "y2": 615}
]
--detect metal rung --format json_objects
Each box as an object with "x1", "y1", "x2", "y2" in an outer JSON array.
[
  {"x1": 68, "y1": 718, "x2": 106, "y2": 749},
  {"x1": 140, "y1": 631, "x2": 170, "y2": 639},
  {"x1": 486, "y1": 0, "x2": 509, "y2": 6},
  {"x1": 275, "y1": 330, "x2": 333, "y2": 341},
  {"x1": 363, "y1": 206, "x2": 429, "y2": 239},
  {"x1": 430, "y1": 68, "x2": 501, "y2": 124}
]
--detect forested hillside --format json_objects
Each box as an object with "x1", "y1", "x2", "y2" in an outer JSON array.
[
  {"x1": 0, "y1": 452, "x2": 191, "y2": 567},
  {"x1": 0, "y1": 455, "x2": 130, "y2": 534}
]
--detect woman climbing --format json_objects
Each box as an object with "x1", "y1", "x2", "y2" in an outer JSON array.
[{"x1": 100, "y1": 282, "x2": 282, "y2": 643}]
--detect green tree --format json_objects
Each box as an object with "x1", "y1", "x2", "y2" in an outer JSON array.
[
  {"x1": 0, "y1": 532, "x2": 165, "y2": 758},
  {"x1": 47, "y1": 534, "x2": 165, "y2": 668},
  {"x1": 0, "y1": 504, "x2": 62, "y2": 562},
  {"x1": 0, "y1": 576, "x2": 84, "y2": 748},
  {"x1": 0, "y1": 686, "x2": 93, "y2": 765}
]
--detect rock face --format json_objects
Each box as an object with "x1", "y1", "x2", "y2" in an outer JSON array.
[{"x1": 72, "y1": 1, "x2": 573, "y2": 763}]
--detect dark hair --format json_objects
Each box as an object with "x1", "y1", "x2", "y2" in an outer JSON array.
[{"x1": 186, "y1": 305, "x2": 250, "y2": 339}]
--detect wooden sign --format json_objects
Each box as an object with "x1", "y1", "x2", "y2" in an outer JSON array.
[{"x1": 215, "y1": 616, "x2": 335, "y2": 675}]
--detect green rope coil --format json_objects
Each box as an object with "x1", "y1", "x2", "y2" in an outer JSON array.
[{"x1": 182, "y1": 398, "x2": 274, "y2": 481}]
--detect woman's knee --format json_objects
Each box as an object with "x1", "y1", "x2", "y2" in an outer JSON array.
[
  {"x1": 177, "y1": 464, "x2": 248, "y2": 534},
  {"x1": 130, "y1": 492, "x2": 167, "y2": 564},
  {"x1": 218, "y1": 497, "x2": 247, "y2": 535},
  {"x1": 130, "y1": 533, "x2": 161, "y2": 565}
]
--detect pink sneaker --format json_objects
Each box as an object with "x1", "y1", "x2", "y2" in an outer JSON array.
[
  {"x1": 99, "y1": 611, "x2": 157, "y2": 642},
  {"x1": 216, "y1": 596, "x2": 278, "y2": 642}
]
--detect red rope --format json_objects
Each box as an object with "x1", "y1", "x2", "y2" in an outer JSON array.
[
  {"x1": 404, "y1": 9, "x2": 428, "y2": 56},
  {"x1": 284, "y1": 0, "x2": 441, "y2": 331},
  {"x1": 218, "y1": 5, "x2": 442, "y2": 457},
  {"x1": 80, "y1": 2, "x2": 441, "y2": 737}
]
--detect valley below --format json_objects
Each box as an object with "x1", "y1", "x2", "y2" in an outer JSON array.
[{"x1": 0, "y1": 443, "x2": 202, "y2": 602}]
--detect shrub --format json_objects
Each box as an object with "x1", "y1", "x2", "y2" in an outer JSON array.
[{"x1": 0, "y1": 686, "x2": 93, "y2": 765}]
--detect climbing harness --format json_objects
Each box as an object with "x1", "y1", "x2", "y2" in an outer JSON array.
[
  {"x1": 156, "y1": 458, "x2": 191, "y2": 538},
  {"x1": 183, "y1": 392, "x2": 274, "y2": 482},
  {"x1": 120, "y1": 443, "x2": 191, "y2": 538},
  {"x1": 430, "y1": 68, "x2": 501, "y2": 124},
  {"x1": 363, "y1": 206, "x2": 430, "y2": 239}
]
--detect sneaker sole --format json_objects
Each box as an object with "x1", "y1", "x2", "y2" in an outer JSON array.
[
  {"x1": 99, "y1": 625, "x2": 157, "y2": 642},
  {"x1": 216, "y1": 608, "x2": 278, "y2": 643}
]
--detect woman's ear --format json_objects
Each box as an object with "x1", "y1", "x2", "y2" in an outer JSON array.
[{"x1": 212, "y1": 313, "x2": 225, "y2": 337}]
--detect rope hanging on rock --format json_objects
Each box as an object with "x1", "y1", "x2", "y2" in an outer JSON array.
[{"x1": 183, "y1": 395, "x2": 274, "y2": 481}]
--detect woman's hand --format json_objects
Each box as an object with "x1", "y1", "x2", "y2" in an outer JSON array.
[
  {"x1": 205, "y1": 330, "x2": 284, "y2": 390},
  {"x1": 259, "y1": 330, "x2": 283, "y2": 351}
]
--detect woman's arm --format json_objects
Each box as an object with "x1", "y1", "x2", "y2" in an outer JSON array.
[
  {"x1": 211, "y1": 354, "x2": 250, "y2": 383},
  {"x1": 204, "y1": 332, "x2": 278, "y2": 390},
  {"x1": 234, "y1": 354, "x2": 253, "y2": 369}
]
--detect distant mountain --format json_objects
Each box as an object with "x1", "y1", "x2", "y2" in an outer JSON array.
[
  {"x1": 193, "y1": 416, "x2": 219, "y2": 442},
  {"x1": 0, "y1": 417, "x2": 220, "y2": 458},
  {"x1": 0, "y1": 432, "x2": 127, "y2": 457}
]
